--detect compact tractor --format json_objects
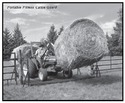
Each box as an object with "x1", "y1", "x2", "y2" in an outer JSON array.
[{"x1": 20, "y1": 42, "x2": 73, "y2": 83}]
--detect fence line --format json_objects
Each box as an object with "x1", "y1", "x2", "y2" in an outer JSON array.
[
  {"x1": 95, "y1": 56, "x2": 122, "y2": 72},
  {"x1": 3, "y1": 52, "x2": 122, "y2": 86}
]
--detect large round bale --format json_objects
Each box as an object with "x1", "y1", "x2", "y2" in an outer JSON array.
[{"x1": 54, "y1": 19, "x2": 109, "y2": 70}]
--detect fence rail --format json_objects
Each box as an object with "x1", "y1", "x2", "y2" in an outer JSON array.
[
  {"x1": 4, "y1": 58, "x2": 18, "y2": 61},
  {"x1": 4, "y1": 65, "x2": 16, "y2": 68},
  {"x1": 95, "y1": 57, "x2": 122, "y2": 74},
  {"x1": 100, "y1": 58, "x2": 122, "y2": 61},
  {"x1": 97, "y1": 63, "x2": 122, "y2": 67}
]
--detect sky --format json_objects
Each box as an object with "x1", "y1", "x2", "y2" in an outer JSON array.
[{"x1": 3, "y1": 3, "x2": 122, "y2": 42}]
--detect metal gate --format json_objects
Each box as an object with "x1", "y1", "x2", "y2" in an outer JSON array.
[{"x1": 3, "y1": 53, "x2": 18, "y2": 85}]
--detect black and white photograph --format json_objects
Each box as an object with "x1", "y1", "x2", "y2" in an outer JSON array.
[{"x1": 2, "y1": 2, "x2": 123, "y2": 100}]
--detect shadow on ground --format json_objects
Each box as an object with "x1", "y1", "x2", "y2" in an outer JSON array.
[{"x1": 75, "y1": 74, "x2": 122, "y2": 86}]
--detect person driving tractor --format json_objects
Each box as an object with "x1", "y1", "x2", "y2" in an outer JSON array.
[{"x1": 35, "y1": 39, "x2": 48, "y2": 67}]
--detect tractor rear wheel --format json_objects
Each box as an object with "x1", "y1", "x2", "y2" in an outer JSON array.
[
  {"x1": 19, "y1": 58, "x2": 38, "y2": 84},
  {"x1": 27, "y1": 58, "x2": 38, "y2": 78},
  {"x1": 38, "y1": 68, "x2": 47, "y2": 81},
  {"x1": 19, "y1": 58, "x2": 38, "y2": 80}
]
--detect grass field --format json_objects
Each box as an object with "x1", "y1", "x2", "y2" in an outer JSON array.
[{"x1": 3, "y1": 56, "x2": 123, "y2": 100}]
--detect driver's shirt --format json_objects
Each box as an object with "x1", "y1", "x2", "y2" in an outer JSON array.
[{"x1": 35, "y1": 47, "x2": 47, "y2": 58}]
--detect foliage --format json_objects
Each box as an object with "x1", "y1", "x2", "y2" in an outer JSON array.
[
  {"x1": 106, "y1": 9, "x2": 122, "y2": 56},
  {"x1": 3, "y1": 24, "x2": 27, "y2": 59},
  {"x1": 58, "y1": 26, "x2": 64, "y2": 36},
  {"x1": 47, "y1": 25, "x2": 64, "y2": 44},
  {"x1": 3, "y1": 28, "x2": 13, "y2": 59},
  {"x1": 13, "y1": 23, "x2": 27, "y2": 48},
  {"x1": 47, "y1": 25, "x2": 57, "y2": 44}
]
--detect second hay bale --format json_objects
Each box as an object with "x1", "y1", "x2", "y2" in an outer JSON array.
[
  {"x1": 11, "y1": 43, "x2": 38, "y2": 63},
  {"x1": 54, "y1": 19, "x2": 109, "y2": 70}
]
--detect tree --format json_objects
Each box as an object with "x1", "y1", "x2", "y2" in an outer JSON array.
[
  {"x1": 3, "y1": 28, "x2": 13, "y2": 59},
  {"x1": 117, "y1": 9, "x2": 122, "y2": 51},
  {"x1": 3, "y1": 28, "x2": 11, "y2": 48},
  {"x1": 107, "y1": 9, "x2": 122, "y2": 56},
  {"x1": 47, "y1": 24, "x2": 57, "y2": 44},
  {"x1": 13, "y1": 23, "x2": 26, "y2": 48},
  {"x1": 58, "y1": 26, "x2": 64, "y2": 36},
  {"x1": 47, "y1": 25, "x2": 64, "y2": 44},
  {"x1": 3, "y1": 24, "x2": 27, "y2": 59}
]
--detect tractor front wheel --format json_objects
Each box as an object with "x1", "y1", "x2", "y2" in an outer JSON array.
[
  {"x1": 38, "y1": 68, "x2": 47, "y2": 81},
  {"x1": 63, "y1": 70, "x2": 73, "y2": 78}
]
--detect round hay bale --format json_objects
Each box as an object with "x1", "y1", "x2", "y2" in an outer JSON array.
[{"x1": 54, "y1": 19, "x2": 109, "y2": 70}]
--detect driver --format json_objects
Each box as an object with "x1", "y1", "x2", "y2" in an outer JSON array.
[{"x1": 35, "y1": 43, "x2": 48, "y2": 67}]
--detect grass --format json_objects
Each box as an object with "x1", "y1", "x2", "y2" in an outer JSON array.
[{"x1": 3, "y1": 56, "x2": 123, "y2": 100}]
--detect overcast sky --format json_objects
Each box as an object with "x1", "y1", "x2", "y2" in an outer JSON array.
[{"x1": 3, "y1": 3, "x2": 122, "y2": 42}]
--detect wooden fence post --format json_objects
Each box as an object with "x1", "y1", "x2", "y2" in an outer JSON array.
[
  {"x1": 95, "y1": 62, "x2": 98, "y2": 77},
  {"x1": 19, "y1": 50, "x2": 23, "y2": 84},
  {"x1": 30, "y1": 42, "x2": 34, "y2": 57},
  {"x1": 14, "y1": 53, "x2": 17, "y2": 85},
  {"x1": 27, "y1": 59, "x2": 30, "y2": 86},
  {"x1": 110, "y1": 56, "x2": 112, "y2": 69}
]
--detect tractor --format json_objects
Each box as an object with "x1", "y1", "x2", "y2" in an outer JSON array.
[{"x1": 20, "y1": 42, "x2": 73, "y2": 83}]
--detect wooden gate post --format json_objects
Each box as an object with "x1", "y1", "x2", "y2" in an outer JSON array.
[
  {"x1": 30, "y1": 42, "x2": 34, "y2": 57},
  {"x1": 110, "y1": 56, "x2": 112, "y2": 69},
  {"x1": 27, "y1": 59, "x2": 30, "y2": 86},
  {"x1": 14, "y1": 53, "x2": 17, "y2": 85},
  {"x1": 19, "y1": 50, "x2": 23, "y2": 84}
]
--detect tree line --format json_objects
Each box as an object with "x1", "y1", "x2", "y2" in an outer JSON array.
[
  {"x1": 3, "y1": 24, "x2": 26, "y2": 59},
  {"x1": 3, "y1": 23, "x2": 64, "y2": 59},
  {"x1": 3, "y1": 8, "x2": 122, "y2": 60}
]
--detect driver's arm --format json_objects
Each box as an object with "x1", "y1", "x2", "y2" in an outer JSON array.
[{"x1": 35, "y1": 50, "x2": 38, "y2": 56}]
